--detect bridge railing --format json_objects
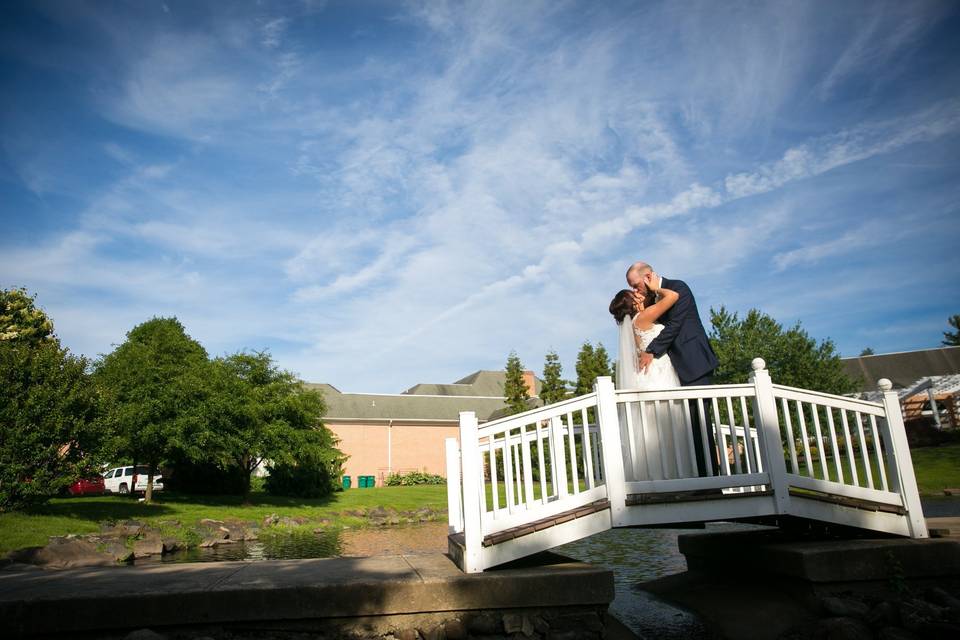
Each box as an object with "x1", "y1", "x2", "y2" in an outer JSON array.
[{"x1": 448, "y1": 358, "x2": 926, "y2": 572}]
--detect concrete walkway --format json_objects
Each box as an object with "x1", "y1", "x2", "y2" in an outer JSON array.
[{"x1": 2, "y1": 552, "x2": 615, "y2": 638}]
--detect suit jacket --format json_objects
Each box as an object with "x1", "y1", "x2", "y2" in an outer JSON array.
[{"x1": 644, "y1": 276, "x2": 719, "y2": 385}]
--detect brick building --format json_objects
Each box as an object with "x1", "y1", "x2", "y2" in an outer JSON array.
[{"x1": 306, "y1": 370, "x2": 541, "y2": 488}]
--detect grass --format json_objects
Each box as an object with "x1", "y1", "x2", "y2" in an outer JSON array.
[
  {"x1": 793, "y1": 443, "x2": 960, "y2": 496},
  {"x1": 0, "y1": 485, "x2": 448, "y2": 555}
]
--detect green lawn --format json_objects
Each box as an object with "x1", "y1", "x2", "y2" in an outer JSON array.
[
  {"x1": 792, "y1": 443, "x2": 960, "y2": 496},
  {"x1": 0, "y1": 485, "x2": 447, "y2": 555}
]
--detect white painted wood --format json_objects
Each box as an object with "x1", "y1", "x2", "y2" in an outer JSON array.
[
  {"x1": 795, "y1": 400, "x2": 814, "y2": 477},
  {"x1": 878, "y1": 381, "x2": 928, "y2": 538},
  {"x1": 615, "y1": 385, "x2": 756, "y2": 402},
  {"x1": 725, "y1": 396, "x2": 742, "y2": 475},
  {"x1": 536, "y1": 421, "x2": 549, "y2": 505},
  {"x1": 682, "y1": 400, "x2": 699, "y2": 475},
  {"x1": 869, "y1": 414, "x2": 889, "y2": 492},
  {"x1": 825, "y1": 408, "x2": 844, "y2": 483},
  {"x1": 478, "y1": 393, "x2": 598, "y2": 437},
  {"x1": 480, "y1": 510, "x2": 613, "y2": 571},
  {"x1": 788, "y1": 496, "x2": 911, "y2": 537},
  {"x1": 521, "y1": 424, "x2": 536, "y2": 508},
  {"x1": 787, "y1": 474, "x2": 903, "y2": 506},
  {"x1": 772, "y1": 385, "x2": 886, "y2": 416},
  {"x1": 811, "y1": 403, "x2": 829, "y2": 480},
  {"x1": 626, "y1": 472, "x2": 769, "y2": 494},
  {"x1": 751, "y1": 359, "x2": 792, "y2": 514},
  {"x1": 581, "y1": 407, "x2": 596, "y2": 489},
  {"x1": 459, "y1": 411, "x2": 484, "y2": 573},
  {"x1": 781, "y1": 397, "x2": 799, "y2": 474},
  {"x1": 854, "y1": 411, "x2": 874, "y2": 490},
  {"x1": 488, "y1": 439, "x2": 500, "y2": 516},
  {"x1": 595, "y1": 376, "x2": 628, "y2": 527},
  {"x1": 445, "y1": 438, "x2": 463, "y2": 535},
  {"x1": 504, "y1": 428, "x2": 516, "y2": 514},
  {"x1": 695, "y1": 398, "x2": 712, "y2": 476},
  {"x1": 840, "y1": 409, "x2": 859, "y2": 486},
  {"x1": 619, "y1": 495, "x2": 779, "y2": 527},
  {"x1": 565, "y1": 412, "x2": 579, "y2": 494},
  {"x1": 711, "y1": 397, "x2": 731, "y2": 476},
  {"x1": 550, "y1": 416, "x2": 569, "y2": 499},
  {"x1": 738, "y1": 396, "x2": 757, "y2": 474},
  {"x1": 480, "y1": 485, "x2": 609, "y2": 536}
]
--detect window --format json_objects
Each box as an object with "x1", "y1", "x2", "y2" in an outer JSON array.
[{"x1": 125, "y1": 467, "x2": 134, "y2": 476}]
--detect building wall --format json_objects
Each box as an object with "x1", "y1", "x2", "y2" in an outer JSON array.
[{"x1": 327, "y1": 421, "x2": 459, "y2": 488}]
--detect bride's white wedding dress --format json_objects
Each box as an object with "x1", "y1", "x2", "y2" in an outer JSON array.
[{"x1": 616, "y1": 320, "x2": 695, "y2": 481}]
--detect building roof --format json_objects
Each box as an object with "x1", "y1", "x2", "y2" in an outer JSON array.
[
  {"x1": 856, "y1": 374, "x2": 960, "y2": 404},
  {"x1": 841, "y1": 346, "x2": 960, "y2": 392},
  {"x1": 305, "y1": 383, "x2": 510, "y2": 422},
  {"x1": 402, "y1": 370, "x2": 542, "y2": 397}
]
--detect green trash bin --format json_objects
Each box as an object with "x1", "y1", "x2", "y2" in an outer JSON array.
[
  {"x1": 342, "y1": 475, "x2": 351, "y2": 489},
  {"x1": 358, "y1": 475, "x2": 367, "y2": 488},
  {"x1": 367, "y1": 475, "x2": 376, "y2": 488}
]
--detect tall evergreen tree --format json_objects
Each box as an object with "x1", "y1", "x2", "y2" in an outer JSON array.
[
  {"x1": 540, "y1": 350, "x2": 567, "y2": 406},
  {"x1": 943, "y1": 314, "x2": 960, "y2": 346},
  {"x1": 503, "y1": 351, "x2": 530, "y2": 415},
  {"x1": 574, "y1": 341, "x2": 613, "y2": 396}
]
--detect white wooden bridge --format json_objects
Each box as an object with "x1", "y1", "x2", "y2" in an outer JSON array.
[{"x1": 445, "y1": 359, "x2": 927, "y2": 573}]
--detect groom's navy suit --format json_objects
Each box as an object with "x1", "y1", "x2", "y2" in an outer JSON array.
[
  {"x1": 643, "y1": 276, "x2": 719, "y2": 476},
  {"x1": 643, "y1": 277, "x2": 718, "y2": 386}
]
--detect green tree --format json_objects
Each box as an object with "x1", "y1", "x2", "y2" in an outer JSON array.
[
  {"x1": 943, "y1": 314, "x2": 960, "y2": 347},
  {"x1": 0, "y1": 289, "x2": 103, "y2": 511},
  {"x1": 203, "y1": 351, "x2": 343, "y2": 499},
  {"x1": 94, "y1": 317, "x2": 209, "y2": 503},
  {"x1": 859, "y1": 347, "x2": 875, "y2": 356},
  {"x1": 0, "y1": 288, "x2": 55, "y2": 344},
  {"x1": 504, "y1": 351, "x2": 530, "y2": 415},
  {"x1": 708, "y1": 306, "x2": 857, "y2": 395},
  {"x1": 540, "y1": 350, "x2": 567, "y2": 406},
  {"x1": 574, "y1": 341, "x2": 612, "y2": 396}
]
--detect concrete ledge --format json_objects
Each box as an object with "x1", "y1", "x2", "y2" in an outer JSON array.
[
  {"x1": 1, "y1": 552, "x2": 614, "y2": 638},
  {"x1": 678, "y1": 529, "x2": 960, "y2": 582}
]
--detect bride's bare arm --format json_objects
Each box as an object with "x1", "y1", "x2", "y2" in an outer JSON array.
[{"x1": 633, "y1": 288, "x2": 679, "y2": 329}]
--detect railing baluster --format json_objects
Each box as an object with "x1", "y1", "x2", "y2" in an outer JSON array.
[
  {"x1": 682, "y1": 400, "x2": 698, "y2": 477},
  {"x1": 870, "y1": 415, "x2": 889, "y2": 492},
  {"x1": 854, "y1": 412, "x2": 874, "y2": 489},
  {"x1": 536, "y1": 421, "x2": 549, "y2": 504},
  {"x1": 811, "y1": 403, "x2": 829, "y2": 482},
  {"x1": 696, "y1": 398, "x2": 712, "y2": 476},
  {"x1": 739, "y1": 396, "x2": 757, "y2": 474},
  {"x1": 503, "y1": 428, "x2": 516, "y2": 513},
  {"x1": 725, "y1": 396, "x2": 742, "y2": 475},
  {"x1": 825, "y1": 408, "x2": 844, "y2": 483},
  {"x1": 781, "y1": 397, "x2": 799, "y2": 474},
  {"x1": 488, "y1": 436, "x2": 499, "y2": 516},
  {"x1": 550, "y1": 416, "x2": 569, "y2": 498},
  {"x1": 622, "y1": 402, "x2": 638, "y2": 481},
  {"x1": 637, "y1": 401, "x2": 652, "y2": 480},
  {"x1": 565, "y1": 412, "x2": 579, "y2": 494},
  {"x1": 667, "y1": 400, "x2": 684, "y2": 477},
  {"x1": 521, "y1": 423, "x2": 536, "y2": 506},
  {"x1": 840, "y1": 410, "x2": 859, "y2": 486},
  {"x1": 794, "y1": 401, "x2": 813, "y2": 477},
  {"x1": 655, "y1": 400, "x2": 670, "y2": 478},
  {"x1": 513, "y1": 439, "x2": 525, "y2": 505},
  {"x1": 581, "y1": 407, "x2": 595, "y2": 489},
  {"x1": 711, "y1": 397, "x2": 731, "y2": 476}
]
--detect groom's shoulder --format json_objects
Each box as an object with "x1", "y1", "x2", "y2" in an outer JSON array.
[{"x1": 664, "y1": 276, "x2": 691, "y2": 290}]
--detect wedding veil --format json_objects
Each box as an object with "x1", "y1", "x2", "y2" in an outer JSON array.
[{"x1": 616, "y1": 317, "x2": 640, "y2": 390}]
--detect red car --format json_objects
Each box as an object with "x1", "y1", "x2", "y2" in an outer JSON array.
[{"x1": 66, "y1": 476, "x2": 106, "y2": 496}]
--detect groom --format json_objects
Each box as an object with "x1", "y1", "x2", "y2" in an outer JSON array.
[{"x1": 626, "y1": 261, "x2": 719, "y2": 477}]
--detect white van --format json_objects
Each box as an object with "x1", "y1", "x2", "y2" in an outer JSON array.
[{"x1": 102, "y1": 466, "x2": 164, "y2": 494}]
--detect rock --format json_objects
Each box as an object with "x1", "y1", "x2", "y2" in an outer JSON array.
[
  {"x1": 466, "y1": 612, "x2": 501, "y2": 635},
  {"x1": 822, "y1": 596, "x2": 871, "y2": 619},
  {"x1": 395, "y1": 629, "x2": 419, "y2": 640},
  {"x1": 6, "y1": 539, "x2": 114, "y2": 569},
  {"x1": 420, "y1": 624, "x2": 445, "y2": 640},
  {"x1": 278, "y1": 517, "x2": 300, "y2": 527},
  {"x1": 878, "y1": 629, "x2": 919, "y2": 640},
  {"x1": 122, "y1": 629, "x2": 167, "y2": 640},
  {"x1": 818, "y1": 617, "x2": 874, "y2": 640},
  {"x1": 199, "y1": 518, "x2": 224, "y2": 527},
  {"x1": 161, "y1": 538, "x2": 180, "y2": 554},
  {"x1": 914, "y1": 621, "x2": 960, "y2": 639},
  {"x1": 901, "y1": 598, "x2": 947, "y2": 630},
  {"x1": 443, "y1": 620, "x2": 467, "y2": 640},
  {"x1": 263, "y1": 513, "x2": 280, "y2": 526},
  {"x1": 926, "y1": 587, "x2": 960, "y2": 610},
  {"x1": 101, "y1": 540, "x2": 134, "y2": 563},
  {"x1": 503, "y1": 613, "x2": 525, "y2": 634},
  {"x1": 868, "y1": 601, "x2": 901, "y2": 628},
  {"x1": 100, "y1": 520, "x2": 145, "y2": 538},
  {"x1": 133, "y1": 533, "x2": 164, "y2": 558}
]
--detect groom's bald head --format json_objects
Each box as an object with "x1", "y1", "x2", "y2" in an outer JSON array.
[{"x1": 626, "y1": 261, "x2": 653, "y2": 290}]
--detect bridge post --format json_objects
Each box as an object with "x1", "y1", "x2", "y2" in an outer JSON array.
[
  {"x1": 749, "y1": 359, "x2": 791, "y2": 514},
  {"x1": 877, "y1": 379, "x2": 929, "y2": 538},
  {"x1": 594, "y1": 376, "x2": 627, "y2": 527},
  {"x1": 445, "y1": 437, "x2": 463, "y2": 535},
  {"x1": 459, "y1": 411, "x2": 484, "y2": 572}
]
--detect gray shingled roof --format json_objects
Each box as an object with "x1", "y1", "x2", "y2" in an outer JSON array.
[
  {"x1": 304, "y1": 382, "x2": 509, "y2": 422},
  {"x1": 842, "y1": 346, "x2": 960, "y2": 392},
  {"x1": 402, "y1": 370, "x2": 542, "y2": 397}
]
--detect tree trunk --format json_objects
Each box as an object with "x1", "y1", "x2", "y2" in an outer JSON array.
[
  {"x1": 241, "y1": 454, "x2": 252, "y2": 505},
  {"x1": 144, "y1": 462, "x2": 154, "y2": 504}
]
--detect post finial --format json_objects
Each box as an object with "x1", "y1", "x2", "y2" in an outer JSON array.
[
  {"x1": 751, "y1": 358, "x2": 766, "y2": 372},
  {"x1": 878, "y1": 378, "x2": 893, "y2": 392}
]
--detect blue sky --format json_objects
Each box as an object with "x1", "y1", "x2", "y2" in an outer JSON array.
[{"x1": 2, "y1": 0, "x2": 959, "y2": 393}]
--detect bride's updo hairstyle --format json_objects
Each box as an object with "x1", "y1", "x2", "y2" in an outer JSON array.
[{"x1": 609, "y1": 289, "x2": 635, "y2": 324}]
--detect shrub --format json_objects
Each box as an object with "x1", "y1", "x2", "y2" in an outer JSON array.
[
  {"x1": 384, "y1": 470, "x2": 446, "y2": 486},
  {"x1": 264, "y1": 460, "x2": 339, "y2": 498},
  {"x1": 164, "y1": 461, "x2": 248, "y2": 495}
]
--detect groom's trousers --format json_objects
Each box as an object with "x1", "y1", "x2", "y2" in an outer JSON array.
[{"x1": 685, "y1": 374, "x2": 718, "y2": 477}]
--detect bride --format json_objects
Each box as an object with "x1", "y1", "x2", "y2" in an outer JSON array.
[{"x1": 608, "y1": 284, "x2": 695, "y2": 481}]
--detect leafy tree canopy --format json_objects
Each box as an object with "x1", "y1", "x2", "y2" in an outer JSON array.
[
  {"x1": 94, "y1": 317, "x2": 209, "y2": 501},
  {"x1": 0, "y1": 288, "x2": 102, "y2": 511},
  {"x1": 708, "y1": 306, "x2": 857, "y2": 395}
]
